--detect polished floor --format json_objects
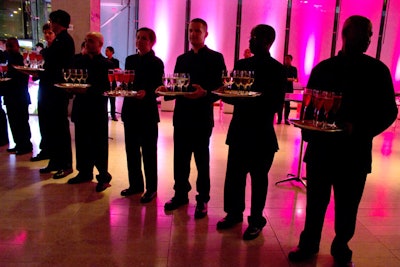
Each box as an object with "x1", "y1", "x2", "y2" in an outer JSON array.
[{"x1": 1, "y1": 103, "x2": 400, "y2": 267}]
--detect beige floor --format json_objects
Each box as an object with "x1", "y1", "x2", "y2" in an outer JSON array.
[{"x1": 1, "y1": 105, "x2": 400, "y2": 267}]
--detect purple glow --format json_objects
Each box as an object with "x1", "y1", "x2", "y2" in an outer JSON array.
[{"x1": 304, "y1": 35, "x2": 316, "y2": 75}]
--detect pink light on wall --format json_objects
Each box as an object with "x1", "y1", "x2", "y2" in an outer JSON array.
[{"x1": 304, "y1": 34, "x2": 316, "y2": 75}]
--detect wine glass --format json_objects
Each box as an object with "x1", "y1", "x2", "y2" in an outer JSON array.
[
  {"x1": 128, "y1": 70, "x2": 135, "y2": 90},
  {"x1": 169, "y1": 74, "x2": 177, "y2": 92},
  {"x1": 232, "y1": 70, "x2": 242, "y2": 93},
  {"x1": 75, "y1": 69, "x2": 83, "y2": 84},
  {"x1": 62, "y1": 68, "x2": 70, "y2": 83},
  {"x1": 313, "y1": 90, "x2": 324, "y2": 127},
  {"x1": 81, "y1": 69, "x2": 88, "y2": 84},
  {"x1": 0, "y1": 63, "x2": 8, "y2": 78},
  {"x1": 36, "y1": 53, "x2": 44, "y2": 68},
  {"x1": 301, "y1": 88, "x2": 313, "y2": 122},
  {"x1": 123, "y1": 70, "x2": 131, "y2": 90},
  {"x1": 29, "y1": 52, "x2": 37, "y2": 68},
  {"x1": 22, "y1": 51, "x2": 29, "y2": 67},
  {"x1": 322, "y1": 91, "x2": 334, "y2": 128},
  {"x1": 175, "y1": 73, "x2": 189, "y2": 92},
  {"x1": 330, "y1": 92, "x2": 343, "y2": 128},
  {"x1": 69, "y1": 69, "x2": 77, "y2": 84},
  {"x1": 108, "y1": 69, "x2": 115, "y2": 92},
  {"x1": 162, "y1": 74, "x2": 170, "y2": 91},
  {"x1": 242, "y1": 70, "x2": 254, "y2": 93},
  {"x1": 221, "y1": 70, "x2": 233, "y2": 90}
]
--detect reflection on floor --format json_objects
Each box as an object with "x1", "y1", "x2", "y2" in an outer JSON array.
[{"x1": 1, "y1": 106, "x2": 400, "y2": 267}]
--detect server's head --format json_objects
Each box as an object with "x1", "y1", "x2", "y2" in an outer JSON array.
[{"x1": 249, "y1": 24, "x2": 275, "y2": 55}]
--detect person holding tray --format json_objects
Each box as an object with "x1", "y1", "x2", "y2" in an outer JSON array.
[
  {"x1": 119, "y1": 27, "x2": 164, "y2": 203},
  {"x1": 216, "y1": 24, "x2": 286, "y2": 240},
  {"x1": 288, "y1": 15, "x2": 398, "y2": 266},
  {"x1": 67, "y1": 32, "x2": 114, "y2": 193},
  {"x1": 38, "y1": 9, "x2": 74, "y2": 179},
  {"x1": 156, "y1": 18, "x2": 226, "y2": 219}
]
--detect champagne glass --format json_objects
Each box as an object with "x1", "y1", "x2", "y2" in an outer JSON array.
[
  {"x1": 322, "y1": 91, "x2": 334, "y2": 128},
  {"x1": 69, "y1": 69, "x2": 77, "y2": 84},
  {"x1": 301, "y1": 88, "x2": 313, "y2": 122},
  {"x1": 162, "y1": 73, "x2": 170, "y2": 91},
  {"x1": 330, "y1": 92, "x2": 343, "y2": 128},
  {"x1": 123, "y1": 70, "x2": 131, "y2": 90},
  {"x1": 81, "y1": 69, "x2": 88, "y2": 84},
  {"x1": 22, "y1": 51, "x2": 29, "y2": 67},
  {"x1": 232, "y1": 70, "x2": 242, "y2": 93},
  {"x1": 128, "y1": 70, "x2": 135, "y2": 90},
  {"x1": 0, "y1": 63, "x2": 8, "y2": 78},
  {"x1": 62, "y1": 68, "x2": 70, "y2": 83},
  {"x1": 183, "y1": 73, "x2": 190, "y2": 92},
  {"x1": 76, "y1": 69, "x2": 83, "y2": 84},
  {"x1": 169, "y1": 74, "x2": 177, "y2": 92},
  {"x1": 36, "y1": 53, "x2": 44, "y2": 68},
  {"x1": 313, "y1": 90, "x2": 324, "y2": 127},
  {"x1": 29, "y1": 52, "x2": 37, "y2": 68},
  {"x1": 108, "y1": 69, "x2": 115, "y2": 92},
  {"x1": 175, "y1": 73, "x2": 189, "y2": 92},
  {"x1": 221, "y1": 70, "x2": 233, "y2": 90}
]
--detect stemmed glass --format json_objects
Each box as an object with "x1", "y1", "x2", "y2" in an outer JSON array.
[
  {"x1": 22, "y1": 51, "x2": 29, "y2": 67},
  {"x1": 127, "y1": 70, "x2": 135, "y2": 90},
  {"x1": 75, "y1": 69, "x2": 83, "y2": 84},
  {"x1": 0, "y1": 63, "x2": 8, "y2": 79},
  {"x1": 301, "y1": 88, "x2": 313, "y2": 122},
  {"x1": 123, "y1": 70, "x2": 131, "y2": 90},
  {"x1": 313, "y1": 90, "x2": 324, "y2": 126},
  {"x1": 330, "y1": 92, "x2": 343, "y2": 128},
  {"x1": 322, "y1": 91, "x2": 334, "y2": 128},
  {"x1": 36, "y1": 53, "x2": 44, "y2": 68},
  {"x1": 62, "y1": 68, "x2": 71, "y2": 83},
  {"x1": 242, "y1": 70, "x2": 254, "y2": 93},
  {"x1": 81, "y1": 69, "x2": 88, "y2": 84},
  {"x1": 175, "y1": 73, "x2": 189, "y2": 92},
  {"x1": 221, "y1": 70, "x2": 233, "y2": 90},
  {"x1": 69, "y1": 69, "x2": 77, "y2": 84},
  {"x1": 108, "y1": 69, "x2": 115, "y2": 92},
  {"x1": 232, "y1": 70, "x2": 242, "y2": 93}
]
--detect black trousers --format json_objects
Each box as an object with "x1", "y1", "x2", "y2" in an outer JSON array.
[
  {"x1": 173, "y1": 126, "x2": 212, "y2": 203},
  {"x1": 47, "y1": 96, "x2": 72, "y2": 169},
  {"x1": 108, "y1": 96, "x2": 116, "y2": 117},
  {"x1": 74, "y1": 115, "x2": 109, "y2": 179},
  {"x1": 277, "y1": 100, "x2": 291, "y2": 122},
  {"x1": 37, "y1": 93, "x2": 51, "y2": 154},
  {"x1": 124, "y1": 122, "x2": 158, "y2": 192},
  {"x1": 5, "y1": 101, "x2": 32, "y2": 150},
  {"x1": 223, "y1": 145, "x2": 275, "y2": 220},
  {"x1": 298, "y1": 163, "x2": 367, "y2": 262}
]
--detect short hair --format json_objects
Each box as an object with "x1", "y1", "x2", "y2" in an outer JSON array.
[
  {"x1": 342, "y1": 15, "x2": 372, "y2": 39},
  {"x1": 42, "y1": 23, "x2": 51, "y2": 31},
  {"x1": 35, "y1": 42, "x2": 44, "y2": 49},
  {"x1": 137, "y1": 27, "x2": 157, "y2": 45},
  {"x1": 49, "y1": 9, "x2": 71, "y2": 28},
  {"x1": 190, "y1": 18, "x2": 208, "y2": 31},
  {"x1": 251, "y1": 24, "x2": 276, "y2": 46},
  {"x1": 106, "y1": 46, "x2": 115, "y2": 54},
  {"x1": 86, "y1": 32, "x2": 104, "y2": 46}
]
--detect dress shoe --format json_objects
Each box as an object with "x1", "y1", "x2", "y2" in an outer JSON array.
[
  {"x1": 140, "y1": 191, "x2": 157, "y2": 203},
  {"x1": 120, "y1": 188, "x2": 144, "y2": 196},
  {"x1": 164, "y1": 196, "x2": 189, "y2": 211},
  {"x1": 6, "y1": 147, "x2": 17, "y2": 153},
  {"x1": 39, "y1": 166, "x2": 58, "y2": 174},
  {"x1": 95, "y1": 174, "x2": 112, "y2": 192},
  {"x1": 334, "y1": 260, "x2": 355, "y2": 267},
  {"x1": 242, "y1": 217, "x2": 267, "y2": 240},
  {"x1": 216, "y1": 214, "x2": 243, "y2": 230},
  {"x1": 67, "y1": 173, "x2": 93, "y2": 184},
  {"x1": 194, "y1": 201, "x2": 208, "y2": 219},
  {"x1": 30, "y1": 152, "x2": 49, "y2": 162},
  {"x1": 288, "y1": 247, "x2": 318, "y2": 262},
  {"x1": 53, "y1": 168, "x2": 73, "y2": 179}
]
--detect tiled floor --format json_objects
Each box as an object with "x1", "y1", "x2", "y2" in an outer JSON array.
[{"x1": 1, "y1": 105, "x2": 400, "y2": 267}]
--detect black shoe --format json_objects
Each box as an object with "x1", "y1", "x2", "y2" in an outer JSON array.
[
  {"x1": 95, "y1": 174, "x2": 112, "y2": 192},
  {"x1": 288, "y1": 247, "x2": 318, "y2": 262},
  {"x1": 96, "y1": 182, "x2": 111, "y2": 192},
  {"x1": 140, "y1": 191, "x2": 157, "y2": 203},
  {"x1": 243, "y1": 217, "x2": 267, "y2": 240},
  {"x1": 39, "y1": 166, "x2": 58, "y2": 174},
  {"x1": 53, "y1": 168, "x2": 73, "y2": 179},
  {"x1": 333, "y1": 260, "x2": 355, "y2": 267},
  {"x1": 216, "y1": 214, "x2": 243, "y2": 230},
  {"x1": 164, "y1": 197, "x2": 189, "y2": 211},
  {"x1": 285, "y1": 120, "x2": 291, "y2": 125},
  {"x1": 30, "y1": 152, "x2": 49, "y2": 162},
  {"x1": 194, "y1": 201, "x2": 208, "y2": 219},
  {"x1": 67, "y1": 173, "x2": 93, "y2": 184},
  {"x1": 6, "y1": 147, "x2": 17, "y2": 153},
  {"x1": 121, "y1": 188, "x2": 144, "y2": 197},
  {"x1": 111, "y1": 116, "x2": 118, "y2": 121},
  {"x1": 16, "y1": 148, "x2": 32, "y2": 155}
]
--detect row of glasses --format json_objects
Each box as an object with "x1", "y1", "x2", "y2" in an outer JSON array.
[
  {"x1": 22, "y1": 51, "x2": 44, "y2": 68},
  {"x1": 302, "y1": 88, "x2": 342, "y2": 129},
  {"x1": 62, "y1": 68, "x2": 89, "y2": 84},
  {"x1": 108, "y1": 69, "x2": 135, "y2": 94},
  {"x1": 222, "y1": 70, "x2": 254, "y2": 94},
  {"x1": 162, "y1": 73, "x2": 190, "y2": 92}
]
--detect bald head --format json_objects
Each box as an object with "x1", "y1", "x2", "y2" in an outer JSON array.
[
  {"x1": 341, "y1": 15, "x2": 372, "y2": 55},
  {"x1": 84, "y1": 32, "x2": 104, "y2": 56}
]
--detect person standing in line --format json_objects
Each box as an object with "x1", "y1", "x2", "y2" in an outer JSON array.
[
  {"x1": 74, "y1": 41, "x2": 86, "y2": 62},
  {"x1": 3, "y1": 37, "x2": 32, "y2": 155},
  {"x1": 0, "y1": 39, "x2": 9, "y2": 147},
  {"x1": 156, "y1": 18, "x2": 226, "y2": 219},
  {"x1": 216, "y1": 24, "x2": 286, "y2": 240},
  {"x1": 38, "y1": 9, "x2": 74, "y2": 179},
  {"x1": 120, "y1": 27, "x2": 164, "y2": 203},
  {"x1": 288, "y1": 15, "x2": 397, "y2": 267},
  {"x1": 30, "y1": 23, "x2": 56, "y2": 162},
  {"x1": 67, "y1": 32, "x2": 113, "y2": 192},
  {"x1": 277, "y1": 54, "x2": 298, "y2": 125},
  {"x1": 105, "y1": 46, "x2": 119, "y2": 121}
]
